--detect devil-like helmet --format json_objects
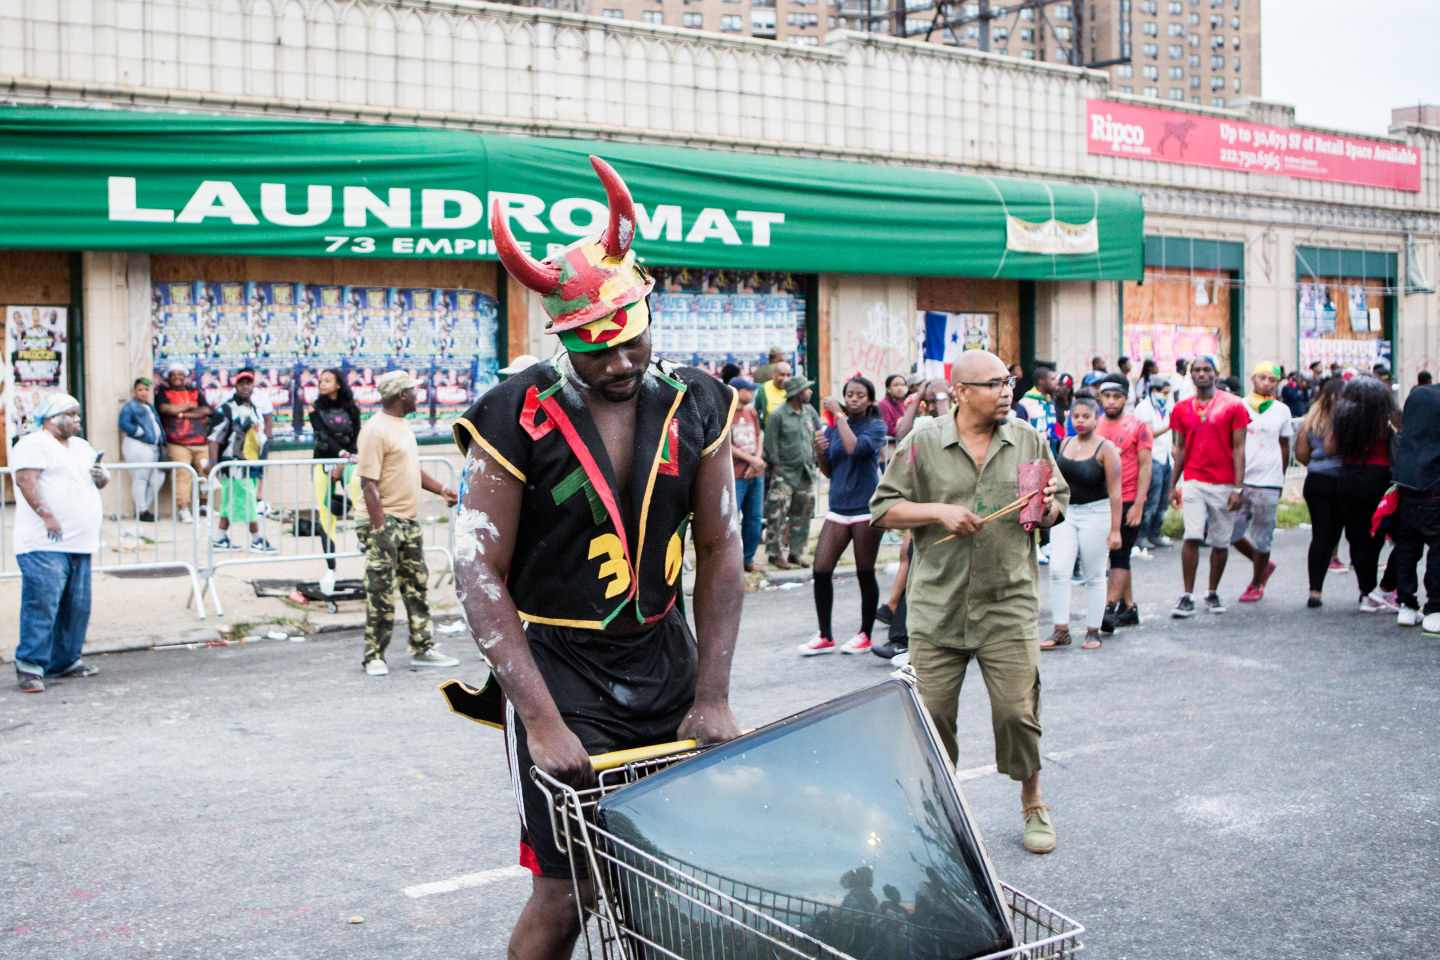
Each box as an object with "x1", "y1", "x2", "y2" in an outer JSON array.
[{"x1": 491, "y1": 155, "x2": 655, "y2": 353}]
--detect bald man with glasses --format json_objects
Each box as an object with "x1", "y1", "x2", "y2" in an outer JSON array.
[{"x1": 871, "y1": 350, "x2": 1069, "y2": 855}]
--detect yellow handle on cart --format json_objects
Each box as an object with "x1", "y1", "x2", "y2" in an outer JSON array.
[
  {"x1": 588, "y1": 729, "x2": 755, "y2": 772},
  {"x1": 590, "y1": 740, "x2": 700, "y2": 772}
]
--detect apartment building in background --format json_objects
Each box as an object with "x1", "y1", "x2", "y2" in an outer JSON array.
[{"x1": 520, "y1": 0, "x2": 1261, "y2": 105}]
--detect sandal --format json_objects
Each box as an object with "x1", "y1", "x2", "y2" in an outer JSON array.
[
  {"x1": 1081, "y1": 630, "x2": 1103, "y2": 650},
  {"x1": 1040, "y1": 628, "x2": 1071, "y2": 650}
]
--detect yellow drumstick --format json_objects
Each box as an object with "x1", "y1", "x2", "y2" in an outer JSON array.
[
  {"x1": 935, "y1": 490, "x2": 1038, "y2": 544},
  {"x1": 589, "y1": 731, "x2": 756, "y2": 771}
]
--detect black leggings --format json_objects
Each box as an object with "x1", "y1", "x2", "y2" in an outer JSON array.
[
  {"x1": 1303, "y1": 472, "x2": 1344, "y2": 593},
  {"x1": 1337, "y1": 465, "x2": 1392, "y2": 597},
  {"x1": 813, "y1": 520, "x2": 882, "y2": 640}
]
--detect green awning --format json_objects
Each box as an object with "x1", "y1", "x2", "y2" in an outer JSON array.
[{"x1": 0, "y1": 107, "x2": 1143, "y2": 281}]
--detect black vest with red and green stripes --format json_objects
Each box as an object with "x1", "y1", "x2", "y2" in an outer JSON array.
[{"x1": 453, "y1": 357, "x2": 736, "y2": 631}]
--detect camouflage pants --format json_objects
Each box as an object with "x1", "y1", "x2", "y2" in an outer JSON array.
[
  {"x1": 764, "y1": 475, "x2": 815, "y2": 559},
  {"x1": 356, "y1": 516, "x2": 432, "y2": 665}
]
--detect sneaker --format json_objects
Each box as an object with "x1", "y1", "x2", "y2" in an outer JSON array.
[
  {"x1": 410, "y1": 648, "x2": 460, "y2": 668},
  {"x1": 17, "y1": 672, "x2": 44, "y2": 693},
  {"x1": 255, "y1": 500, "x2": 270, "y2": 518},
  {"x1": 891, "y1": 650, "x2": 911, "y2": 669},
  {"x1": 319, "y1": 571, "x2": 337, "y2": 596},
  {"x1": 1258, "y1": 560, "x2": 1278, "y2": 588},
  {"x1": 138, "y1": 511, "x2": 156, "y2": 523},
  {"x1": 1154, "y1": 536, "x2": 1174, "y2": 548},
  {"x1": 1022, "y1": 802, "x2": 1056, "y2": 854},
  {"x1": 178, "y1": 508, "x2": 194, "y2": 524},
  {"x1": 875, "y1": 604, "x2": 895, "y2": 626},
  {"x1": 1172, "y1": 594, "x2": 1197, "y2": 618},
  {"x1": 798, "y1": 634, "x2": 836, "y2": 656},
  {"x1": 211, "y1": 534, "x2": 236, "y2": 551},
  {"x1": 840, "y1": 632, "x2": 872, "y2": 654},
  {"x1": 1398, "y1": 607, "x2": 1420, "y2": 627},
  {"x1": 1328, "y1": 556, "x2": 1348, "y2": 572},
  {"x1": 1116, "y1": 603, "x2": 1140, "y2": 628},
  {"x1": 1359, "y1": 590, "x2": 1395, "y2": 613},
  {"x1": 55, "y1": 659, "x2": 98, "y2": 678},
  {"x1": 250, "y1": 536, "x2": 278, "y2": 553},
  {"x1": 1131, "y1": 546, "x2": 1153, "y2": 561},
  {"x1": 364, "y1": 659, "x2": 389, "y2": 676},
  {"x1": 1134, "y1": 536, "x2": 1155, "y2": 551},
  {"x1": 1382, "y1": 590, "x2": 1399, "y2": 607},
  {"x1": 1037, "y1": 545, "x2": 1050, "y2": 566},
  {"x1": 1205, "y1": 592, "x2": 1226, "y2": 614},
  {"x1": 871, "y1": 639, "x2": 909, "y2": 660},
  {"x1": 1423, "y1": 612, "x2": 1440, "y2": 636},
  {"x1": 1239, "y1": 584, "x2": 1265, "y2": 603},
  {"x1": 1100, "y1": 602, "x2": 1117, "y2": 634}
]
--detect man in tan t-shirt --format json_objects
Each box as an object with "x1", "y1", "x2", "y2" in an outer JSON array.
[{"x1": 355, "y1": 370, "x2": 460, "y2": 676}]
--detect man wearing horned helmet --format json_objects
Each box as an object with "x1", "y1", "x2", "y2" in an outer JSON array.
[{"x1": 449, "y1": 156, "x2": 745, "y2": 959}]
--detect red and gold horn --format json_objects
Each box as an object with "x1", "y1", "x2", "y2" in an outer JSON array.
[
  {"x1": 590, "y1": 155, "x2": 636, "y2": 259},
  {"x1": 490, "y1": 198, "x2": 560, "y2": 294}
]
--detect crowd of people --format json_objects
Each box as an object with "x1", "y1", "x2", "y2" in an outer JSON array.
[{"x1": 713, "y1": 348, "x2": 1440, "y2": 666}]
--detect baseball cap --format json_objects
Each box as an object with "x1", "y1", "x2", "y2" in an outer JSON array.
[
  {"x1": 376, "y1": 370, "x2": 420, "y2": 398},
  {"x1": 165, "y1": 361, "x2": 191, "y2": 375},
  {"x1": 233, "y1": 370, "x2": 255, "y2": 382},
  {"x1": 728, "y1": 376, "x2": 759, "y2": 391},
  {"x1": 1097, "y1": 374, "x2": 1129, "y2": 394}
]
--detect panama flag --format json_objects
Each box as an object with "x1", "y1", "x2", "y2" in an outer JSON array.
[{"x1": 920, "y1": 311, "x2": 968, "y2": 380}]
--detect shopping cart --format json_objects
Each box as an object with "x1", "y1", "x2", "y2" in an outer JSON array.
[{"x1": 531, "y1": 675, "x2": 1085, "y2": 960}]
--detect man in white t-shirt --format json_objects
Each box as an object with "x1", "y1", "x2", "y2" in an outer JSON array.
[
  {"x1": 1172, "y1": 358, "x2": 1197, "y2": 403},
  {"x1": 223, "y1": 366, "x2": 277, "y2": 515},
  {"x1": 10, "y1": 393, "x2": 108, "y2": 693},
  {"x1": 1133, "y1": 376, "x2": 1174, "y2": 550},
  {"x1": 1232, "y1": 361, "x2": 1295, "y2": 603}
]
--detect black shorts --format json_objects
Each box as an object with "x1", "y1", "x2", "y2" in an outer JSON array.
[
  {"x1": 505, "y1": 607, "x2": 698, "y2": 878},
  {"x1": 1110, "y1": 500, "x2": 1139, "y2": 570}
]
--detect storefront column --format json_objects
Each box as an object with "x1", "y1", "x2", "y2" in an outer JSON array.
[
  {"x1": 1246, "y1": 225, "x2": 1294, "y2": 373},
  {"x1": 823, "y1": 274, "x2": 916, "y2": 399},
  {"x1": 1039, "y1": 281, "x2": 1119, "y2": 377},
  {"x1": 80, "y1": 250, "x2": 133, "y2": 469},
  {"x1": 1397, "y1": 237, "x2": 1439, "y2": 393}
]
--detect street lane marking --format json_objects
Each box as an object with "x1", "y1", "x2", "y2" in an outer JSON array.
[{"x1": 403, "y1": 865, "x2": 531, "y2": 898}]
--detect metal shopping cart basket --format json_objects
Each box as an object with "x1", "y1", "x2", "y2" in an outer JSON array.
[{"x1": 531, "y1": 675, "x2": 1084, "y2": 960}]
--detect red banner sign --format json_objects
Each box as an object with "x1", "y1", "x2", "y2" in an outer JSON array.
[{"x1": 1086, "y1": 100, "x2": 1421, "y2": 192}]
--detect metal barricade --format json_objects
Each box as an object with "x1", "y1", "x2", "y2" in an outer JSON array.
[
  {"x1": 0, "y1": 461, "x2": 207, "y2": 616},
  {"x1": 200, "y1": 455, "x2": 460, "y2": 617}
]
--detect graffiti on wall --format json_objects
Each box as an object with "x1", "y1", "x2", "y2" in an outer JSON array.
[{"x1": 838, "y1": 300, "x2": 911, "y2": 393}]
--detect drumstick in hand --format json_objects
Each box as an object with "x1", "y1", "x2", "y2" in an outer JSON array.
[{"x1": 935, "y1": 491, "x2": 1038, "y2": 544}]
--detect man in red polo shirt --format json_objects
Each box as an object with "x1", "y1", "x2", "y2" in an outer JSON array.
[
  {"x1": 1166, "y1": 356, "x2": 1249, "y2": 617},
  {"x1": 1095, "y1": 374, "x2": 1152, "y2": 631}
]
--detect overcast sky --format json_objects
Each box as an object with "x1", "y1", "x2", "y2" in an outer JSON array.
[{"x1": 1261, "y1": 0, "x2": 1440, "y2": 134}]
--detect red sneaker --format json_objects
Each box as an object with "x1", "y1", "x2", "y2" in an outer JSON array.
[
  {"x1": 1329, "y1": 557, "x2": 1348, "y2": 572},
  {"x1": 797, "y1": 635, "x2": 836, "y2": 656},
  {"x1": 1238, "y1": 584, "x2": 1264, "y2": 603},
  {"x1": 841, "y1": 632, "x2": 872, "y2": 654},
  {"x1": 1258, "y1": 561, "x2": 1277, "y2": 587}
]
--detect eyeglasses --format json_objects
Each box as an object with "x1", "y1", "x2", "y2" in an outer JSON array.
[{"x1": 958, "y1": 376, "x2": 1018, "y2": 391}]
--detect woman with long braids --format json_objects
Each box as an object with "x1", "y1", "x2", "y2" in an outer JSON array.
[
  {"x1": 1295, "y1": 377, "x2": 1345, "y2": 608},
  {"x1": 798, "y1": 375, "x2": 888, "y2": 656},
  {"x1": 307, "y1": 368, "x2": 363, "y2": 595},
  {"x1": 1326, "y1": 376, "x2": 1399, "y2": 613}
]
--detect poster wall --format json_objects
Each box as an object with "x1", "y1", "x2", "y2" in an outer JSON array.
[
  {"x1": 5, "y1": 305, "x2": 69, "y2": 446},
  {"x1": 648, "y1": 267, "x2": 807, "y2": 378},
  {"x1": 1123, "y1": 323, "x2": 1222, "y2": 373},
  {"x1": 152, "y1": 282, "x2": 499, "y2": 441}
]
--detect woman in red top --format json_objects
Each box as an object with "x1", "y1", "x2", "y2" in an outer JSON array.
[{"x1": 1326, "y1": 377, "x2": 1399, "y2": 613}]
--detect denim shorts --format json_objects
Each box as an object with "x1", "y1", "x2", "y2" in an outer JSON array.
[{"x1": 1231, "y1": 486, "x2": 1281, "y2": 553}]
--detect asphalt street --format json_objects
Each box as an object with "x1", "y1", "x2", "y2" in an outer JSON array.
[{"x1": 2, "y1": 527, "x2": 1437, "y2": 959}]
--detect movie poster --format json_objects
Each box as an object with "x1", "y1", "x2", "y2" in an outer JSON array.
[
  {"x1": 345, "y1": 359, "x2": 385, "y2": 422},
  {"x1": 646, "y1": 268, "x2": 804, "y2": 376},
  {"x1": 390, "y1": 358, "x2": 436, "y2": 433},
  {"x1": 310, "y1": 285, "x2": 348, "y2": 357},
  {"x1": 1348, "y1": 285, "x2": 1369, "y2": 333},
  {"x1": 5, "y1": 305, "x2": 68, "y2": 447},
  {"x1": 1298, "y1": 283, "x2": 1321, "y2": 337},
  {"x1": 433, "y1": 360, "x2": 476, "y2": 426},
  {"x1": 348, "y1": 286, "x2": 395, "y2": 355},
  {"x1": 446, "y1": 289, "x2": 500, "y2": 391},
  {"x1": 155, "y1": 281, "x2": 203, "y2": 360},
  {"x1": 204, "y1": 282, "x2": 251, "y2": 361}
]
